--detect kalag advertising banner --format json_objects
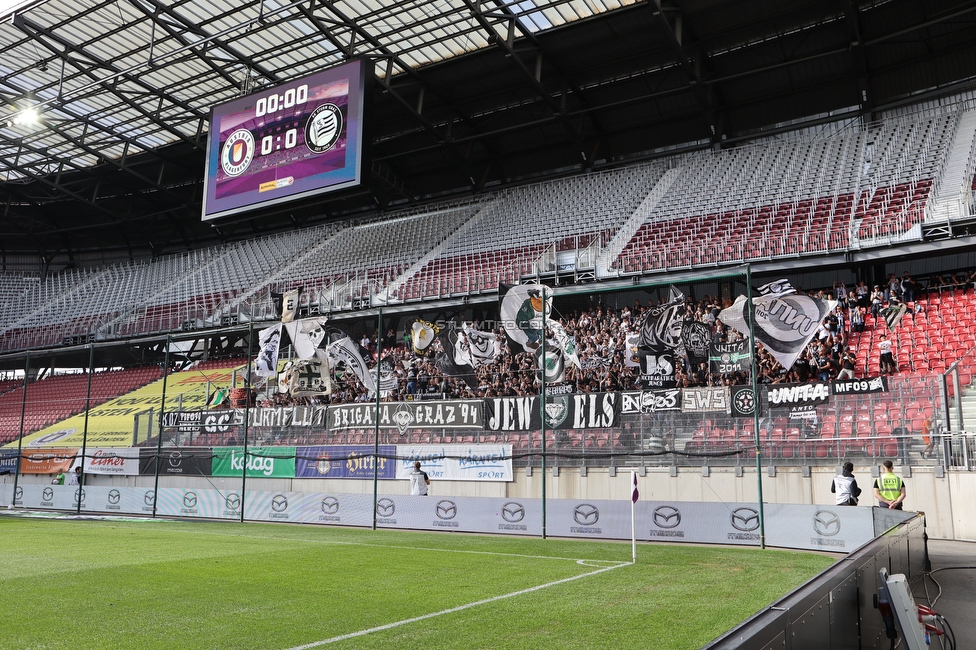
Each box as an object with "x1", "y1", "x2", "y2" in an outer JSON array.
[{"x1": 211, "y1": 446, "x2": 296, "y2": 478}]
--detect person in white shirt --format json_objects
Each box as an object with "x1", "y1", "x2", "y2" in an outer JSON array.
[
  {"x1": 831, "y1": 462, "x2": 861, "y2": 505},
  {"x1": 409, "y1": 461, "x2": 430, "y2": 496},
  {"x1": 878, "y1": 334, "x2": 896, "y2": 375}
]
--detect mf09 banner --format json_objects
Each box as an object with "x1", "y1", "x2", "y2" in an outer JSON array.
[{"x1": 211, "y1": 446, "x2": 296, "y2": 478}]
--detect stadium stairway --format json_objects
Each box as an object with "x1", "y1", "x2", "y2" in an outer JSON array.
[{"x1": 928, "y1": 109, "x2": 976, "y2": 221}]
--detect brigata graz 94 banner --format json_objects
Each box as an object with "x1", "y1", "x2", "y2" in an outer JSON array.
[{"x1": 327, "y1": 400, "x2": 483, "y2": 432}]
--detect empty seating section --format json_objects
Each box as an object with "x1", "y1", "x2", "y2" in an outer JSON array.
[
  {"x1": 0, "y1": 366, "x2": 162, "y2": 443},
  {"x1": 854, "y1": 111, "x2": 955, "y2": 239},
  {"x1": 268, "y1": 205, "x2": 480, "y2": 309},
  {"x1": 0, "y1": 107, "x2": 968, "y2": 350},
  {"x1": 395, "y1": 164, "x2": 662, "y2": 298},
  {"x1": 614, "y1": 108, "x2": 955, "y2": 273}
]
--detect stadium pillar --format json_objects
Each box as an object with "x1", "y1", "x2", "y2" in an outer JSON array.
[
  {"x1": 9, "y1": 351, "x2": 29, "y2": 508},
  {"x1": 151, "y1": 336, "x2": 172, "y2": 519},
  {"x1": 240, "y1": 322, "x2": 254, "y2": 523},
  {"x1": 76, "y1": 342, "x2": 95, "y2": 514},
  {"x1": 745, "y1": 266, "x2": 766, "y2": 549},
  {"x1": 372, "y1": 308, "x2": 383, "y2": 531}
]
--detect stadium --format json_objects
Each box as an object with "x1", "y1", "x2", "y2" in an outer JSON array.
[{"x1": 1, "y1": 0, "x2": 975, "y2": 648}]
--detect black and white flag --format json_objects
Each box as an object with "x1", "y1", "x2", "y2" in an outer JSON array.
[
  {"x1": 283, "y1": 317, "x2": 329, "y2": 359},
  {"x1": 435, "y1": 326, "x2": 479, "y2": 390},
  {"x1": 254, "y1": 324, "x2": 282, "y2": 377},
  {"x1": 281, "y1": 288, "x2": 302, "y2": 323},
  {"x1": 462, "y1": 323, "x2": 498, "y2": 367},
  {"x1": 756, "y1": 278, "x2": 796, "y2": 297},
  {"x1": 719, "y1": 293, "x2": 836, "y2": 370},
  {"x1": 411, "y1": 320, "x2": 440, "y2": 355},
  {"x1": 499, "y1": 284, "x2": 552, "y2": 353},
  {"x1": 282, "y1": 358, "x2": 332, "y2": 397}
]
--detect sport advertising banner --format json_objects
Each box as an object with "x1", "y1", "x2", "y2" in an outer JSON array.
[
  {"x1": 762, "y1": 503, "x2": 876, "y2": 551},
  {"x1": 20, "y1": 448, "x2": 78, "y2": 474},
  {"x1": 326, "y1": 400, "x2": 483, "y2": 432},
  {"x1": 0, "y1": 449, "x2": 19, "y2": 474},
  {"x1": 373, "y1": 494, "x2": 544, "y2": 536},
  {"x1": 211, "y1": 446, "x2": 296, "y2": 478},
  {"x1": 394, "y1": 444, "x2": 513, "y2": 482},
  {"x1": 138, "y1": 448, "x2": 213, "y2": 476},
  {"x1": 484, "y1": 392, "x2": 619, "y2": 431},
  {"x1": 295, "y1": 445, "x2": 396, "y2": 479},
  {"x1": 83, "y1": 448, "x2": 141, "y2": 476},
  {"x1": 619, "y1": 389, "x2": 682, "y2": 414}
]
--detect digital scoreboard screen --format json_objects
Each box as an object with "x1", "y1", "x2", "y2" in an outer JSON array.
[{"x1": 202, "y1": 59, "x2": 370, "y2": 221}]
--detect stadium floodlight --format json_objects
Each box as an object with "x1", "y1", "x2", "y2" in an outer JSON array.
[{"x1": 11, "y1": 108, "x2": 38, "y2": 126}]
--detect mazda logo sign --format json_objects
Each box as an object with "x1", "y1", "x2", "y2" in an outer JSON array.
[
  {"x1": 321, "y1": 496, "x2": 339, "y2": 515},
  {"x1": 573, "y1": 503, "x2": 599, "y2": 526},
  {"x1": 42, "y1": 487, "x2": 54, "y2": 501},
  {"x1": 74, "y1": 488, "x2": 86, "y2": 503},
  {"x1": 652, "y1": 506, "x2": 681, "y2": 529},
  {"x1": 271, "y1": 494, "x2": 288, "y2": 513},
  {"x1": 225, "y1": 493, "x2": 241, "y2": 510},
  {"x1": 144, "y1": 490, "x2": 156, "y2": 506},
  {"x1": 168, "y1": 451, "x2": 183, "y2": 468},
  {"x1": 108, "y1": 489, "x2": 121, "y2": 505},
  {"x1": 375, "y1": 498, "x2": 396, "y2": 517},
  {"x1": 183, "y1": 492, "x2": 197, "y2": 508},
  {"x1": 15, "y1": 486, "x2": 23, "y2": 500},
  {"x1": 813, "y1": 510, "x2": 841, "y2": 537},
  {"x1": 730, "y1": 507, "x2": 760, "y2": 532},
  {"x1": 436, "y1": 500, "x2": 457, "y2": 520},
  {"x1": 501, "y1": 502, "x2": 525, "y2": 523}
]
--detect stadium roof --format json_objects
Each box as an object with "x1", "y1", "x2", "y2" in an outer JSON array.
[{"x1": 2, "y1": 0, "x2": 976, "y2": 268}]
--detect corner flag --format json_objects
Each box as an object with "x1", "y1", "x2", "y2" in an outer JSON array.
[
  {"x1": 630, "y1": 471, "x2": 639, "y2": 563},
  {"x1": 631, "y1": 471, "x2": 639, "y2": 503}
]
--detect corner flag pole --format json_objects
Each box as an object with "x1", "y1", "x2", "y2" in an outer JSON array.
[{"x1": 631, "y1": 470, "x2": 639, "y2": 563}]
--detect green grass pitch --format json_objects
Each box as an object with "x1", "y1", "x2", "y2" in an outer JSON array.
[{"x1": 0, "y1": 515, "x2": 834, "y2": 649}]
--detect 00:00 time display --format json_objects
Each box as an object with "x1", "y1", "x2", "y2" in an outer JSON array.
[{"x1": 254, "y1": 84, "x2": 309, "y2": 117}]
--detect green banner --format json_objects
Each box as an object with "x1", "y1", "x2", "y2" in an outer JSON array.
[{"x1": 211, "y1": 447, "x2": 296, "y2": 478}]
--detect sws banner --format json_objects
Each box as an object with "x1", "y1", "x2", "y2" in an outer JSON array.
[{"x1": 484, "y1": 392, "x2": 619, "y2": 431}]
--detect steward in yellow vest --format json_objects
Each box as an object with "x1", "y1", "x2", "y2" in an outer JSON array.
[{"x1": 873, "y1": 460, "x2": 906, "y2": 509}]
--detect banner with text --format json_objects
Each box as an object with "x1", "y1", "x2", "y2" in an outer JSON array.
[
  {"x1": 211, "y1": 446, "x2": 296, "y2": 478},
  {"x1": 326, "y1": 400, "x2": 483, "y2": 432},
  {"x1": 394, "y1": 444, "x2": 513, "y2": 482},
  {"x1": 295, "y1": 445, "x2": 396, "y2": 479},
  {"x1": 484, "y1": 392, "x2": 619, "y2": 431}
]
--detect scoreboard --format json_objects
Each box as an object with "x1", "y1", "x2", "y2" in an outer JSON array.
[{"x1": 202, "y1": 59, "x2": 370, "y2": 221}]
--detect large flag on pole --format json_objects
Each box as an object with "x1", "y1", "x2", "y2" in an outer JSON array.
[{"x1": 719, "y1": 292, "x2": 836, "y2": 371}]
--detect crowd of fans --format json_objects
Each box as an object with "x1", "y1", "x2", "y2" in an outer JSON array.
[{"x1": 250, "y1": 269, "x2": 969, "y2": 409}]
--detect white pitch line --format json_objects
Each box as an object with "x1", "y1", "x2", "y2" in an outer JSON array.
[{"x1": 283, "y1": 560, "x2": 632, "y2": 649}]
